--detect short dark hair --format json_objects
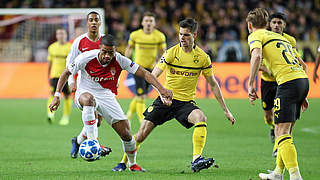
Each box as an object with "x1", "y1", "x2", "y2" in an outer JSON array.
[
  {"x1": 87, "y1": 11, "x2": 100, "y2": 20},
  {"x1": 101, "y1": 34, "x2": 116, "y2": 46},
  {"x1": 269, "y1": 12, "x2": 287, "y2": 23},
  {"x1": 143, "y1": 11, "x2": 156, "y2": 18},
  {"x1": 179, "y1": 18, "x2": 198, "y2": 33}
]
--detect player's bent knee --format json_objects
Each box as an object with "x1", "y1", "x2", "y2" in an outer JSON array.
[{"x1": 79, "y1": 93, "x2": 96, "y2": 106}]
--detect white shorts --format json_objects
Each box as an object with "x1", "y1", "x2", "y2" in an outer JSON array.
[{"x1": 75, "y1": 89, "x2": 127, "y2": 126}]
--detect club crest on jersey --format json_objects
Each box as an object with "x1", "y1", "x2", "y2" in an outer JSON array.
[
  {"x1": 130, "y1": 62, "x2": 135, "y2": 67},
  {"x1": 193, "y1": 55, "x2": 199, "y2": 64}
]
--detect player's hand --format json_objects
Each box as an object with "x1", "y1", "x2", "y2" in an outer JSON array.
[
  {"x1": 160, "y1": 89, "x2": 173, "y2": 106},
  {"x1": 248, "y1": 85, "x2": 259, "y2": 105},
  {"x1": 49, "y1": 96, "x2": 60, "y2": 112},
  {"x1": 313, "y1": 72, "x2": 319, "y2": 83},
  {"x1": 301, "y1": 98, "x2": 309, "y2": 112},
  {"x1": 69, "y1": 83, "x2": 77, "y2": 92},
  {"x1": 225, "y1": 110, "x2": 235, "y2": 125}
]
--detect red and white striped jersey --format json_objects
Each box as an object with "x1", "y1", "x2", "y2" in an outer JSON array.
[{"x1": 68, "y1": 49, "x2": 139, "y2": 95}]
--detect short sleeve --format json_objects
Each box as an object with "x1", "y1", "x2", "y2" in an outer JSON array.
[
  {"x1": 156, "y1": 50, "x2": 171, "y2": 70},
  {"x1": 160, "y1": 33, "x2": 167, "y2": 50},
  {"x1": 248, "y1": 32, "x2": 262, "y2": 53},
  {"x1": 202, "y1": 55, "x2": 213, "y2": 77},
  {"x1": 117, "y1": 53, "x2": 139, "y2": 74},
  {"x1": 128, "y1": 32, "x2": 135, "y2": 47},
  {"x1": 68, "y1": 53, "x2": 85, "y2": 75}
]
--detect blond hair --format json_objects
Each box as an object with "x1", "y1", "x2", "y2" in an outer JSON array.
[{"x1": 246, "y1": 8, "x2": 269, "y2": 28}]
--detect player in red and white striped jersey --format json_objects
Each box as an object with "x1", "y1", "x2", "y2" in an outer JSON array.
[
  {"x1": 50, "y1": 34, "x2": 172, "y2": 171},
  {"x1": 65, "y1": 11, "x2": 109, "y2": 158}
]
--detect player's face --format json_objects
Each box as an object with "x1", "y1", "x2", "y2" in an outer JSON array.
[
  {"x1": 179, "y1": 27, "x2": 196, "y2": 48},
  {"x1": 56, "y1": 29, "x2": 67, "y2": 43},
  {"x1": 141, "y1": 16, "x2": 155, "y2": 32},
  {"x1": 99, "y1": 45, "x2": 115, "y2": 65},
  {"x1": 270, "y1": 18, "x2": 286, "y2": 34},
  {"x1": 87, "y1": 14, "x2": 101, "y2": 33}
]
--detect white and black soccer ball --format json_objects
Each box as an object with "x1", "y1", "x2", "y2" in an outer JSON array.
[{"x1": 79, "y1": 139, "x2": 101, "y2": 162}]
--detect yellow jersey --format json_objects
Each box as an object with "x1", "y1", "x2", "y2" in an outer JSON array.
[
  {"x1": 128, "y1": 29, "x2": 166, "y2": 69},
  {"x1": 157, "y1": 44, "x2": 213, "y2": 101},
  {"x1": 48, "y1": 42, "x2": 71, "y2": 78},
  {"x1": 248, "y1": 29, "x2": 307, "y2": 85},
  {"x1": 260, "y1": 33, "x2": 302, "y2": 82}
]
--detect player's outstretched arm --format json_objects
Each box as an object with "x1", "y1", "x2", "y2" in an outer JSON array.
[
  {"x1": 135, "y1": 66, "x2": 172, "y2": 106},
  {"x1": 205, "y1": 75, "x2": 235, "y2": 125},
  {"x1": 248, "y1": 48, "x2": 261, "y2": 105},
  {"x1": 49, "y1": 69, "x2": 72, "y2": 112},
  {"x1": 313, "y1": 52, "x2": 320, "y2": 83}
]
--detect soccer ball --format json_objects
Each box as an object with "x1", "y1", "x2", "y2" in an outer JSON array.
[{"x1": 79, "y1": 139, "x2": 101, "y2": 162}]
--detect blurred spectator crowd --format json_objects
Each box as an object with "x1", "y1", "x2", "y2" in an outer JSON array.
[{"x1": 1, "y1": 0, "x2": 320, "y2": 62}]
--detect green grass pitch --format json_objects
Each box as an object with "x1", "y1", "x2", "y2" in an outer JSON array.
[{"x1": 0, "y1": 98, "x2": 319, "y2": 180}]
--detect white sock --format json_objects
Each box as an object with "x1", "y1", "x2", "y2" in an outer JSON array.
[
  {"x1": 122, "y1": 138, "x2": 137, "y2": 167},
  {"x1": 82, "y1": 106, "x2": 97, "y2": 140},
  {"x1": 77, "y1": 127, "x2": 87, "y2": 144}
]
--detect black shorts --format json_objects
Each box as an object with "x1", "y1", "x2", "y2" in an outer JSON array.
[
  {"x1": 50, "y1": 78, "x2": 70, "y2": 96},
  {"x1": 143, "y1": 96, "x2": 200, "y2": 129},
  {"x1": 134, "y1": 68, "x2": 152, "y2": 95},
  {"x1": 274, "y1": 78, "x2": 309, "y2": 124},
  {"x1": 260, "y1": 79, "x2": 277, "y2": 110}
]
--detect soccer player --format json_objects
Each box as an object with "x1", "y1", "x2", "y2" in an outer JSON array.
[
  {"x1": 113, "y1": 18, "x2": 235, "y2": 172},
  {"x1": 126, "y1": 12, "x2": 167, "y2": 123},
  {"x1": 66, "y1": 11, "x2": 109, "y2": 158},
  {"x1": 49, "y1": 34, "x2": 172, "y2": 171},
  {"x1": 47, "y1": 27, "x2": 72, "y2": 125},
  {"x1": 246, "y1": 8, "x2": 309, "y2": 180},
  {"x1": 313, "y1": 45, "x2": 320, "y2": 83},
  {"x1": 259, "y1": 13, "x2": 306, "y2": 155}
]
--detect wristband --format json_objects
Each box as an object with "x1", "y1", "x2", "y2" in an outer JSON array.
[{"x1": 54, "y1": 92, "x2": 61, "y2": 97}]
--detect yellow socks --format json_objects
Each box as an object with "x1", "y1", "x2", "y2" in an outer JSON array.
[
  {"x1": 127, "y1": 97, "x2": 137, "y2": 120},
  {"x1": 121, "y1": 137, "x2": 141, "y2": 164},
  {"x1": 136, "y1": 98, "x2": 146, "y2": 123},
  {"x1": 276, "y1": 134, "x2": 301, "y2": 178},
  {"x1": 192, "y1": 122, "x2": 207, "y2": 161}
]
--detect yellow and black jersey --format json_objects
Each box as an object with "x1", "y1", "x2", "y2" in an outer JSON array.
[
  {"x1": 260, "y1": 32, "x2": 303, "y2": 82},
  {"x1": 48, "y1": 41, "x2": 71, "y2": 78},
  {"x1": 157, "y1": 44, "x2": 213, "y2": 101},
  {"x1": 128, "y1": 29, "x2": 166, "y2": 69},
  {"x1": 248, "y1": 29, "x2": 307, "y2": 85}
]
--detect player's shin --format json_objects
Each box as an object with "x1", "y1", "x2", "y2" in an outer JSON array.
[
  {"x1": 192, "y1": 122, "x2": 207, "y2": 161},
  {"x1": 63, "y1": 98, "x2": 72, "y2": 118},
  {"x1": 121, "y1": 136, "x2": 141, "y2": 164},
  {"x1": 277, "y1": 134, "x2": 302, "y2": 179},
  {"x1": 122, "y1": 138, "x2": 137, "y2": 167},
  {"x1": 82, "y1": 106, "x2": 98, "y2": 140},
  {"x1": 136, "y1": 98, "x2": 145, "y2": 123},
  {"x1": 47, "y1": 96, "x2": 55, "y2": 117},
  {"x1": 274, "y1": 137, "x2": 285, "y2": 175},
  {"x1": 127, "y1": 97, "x2": 137, "y2": 120}
]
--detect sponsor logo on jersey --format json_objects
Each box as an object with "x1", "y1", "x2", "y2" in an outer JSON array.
[
  {"x1": 170, "y1": 68, "x2": 198, "y2": 77},
  {"x1": 130, "y1": 62, "x2": 135, "y2": 67}
]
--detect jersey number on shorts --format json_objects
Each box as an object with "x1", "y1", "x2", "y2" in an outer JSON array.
[
  {"x1": 274, "y1": 98, "x2": 280, "y2": 111},
  {"x1": 276, "y1": 42, "x2": 298, "y2": 65}
]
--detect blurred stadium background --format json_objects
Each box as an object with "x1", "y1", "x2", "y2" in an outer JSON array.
[{"x1": 0, "y1": 0, "x2": 319, "y2": 179}]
